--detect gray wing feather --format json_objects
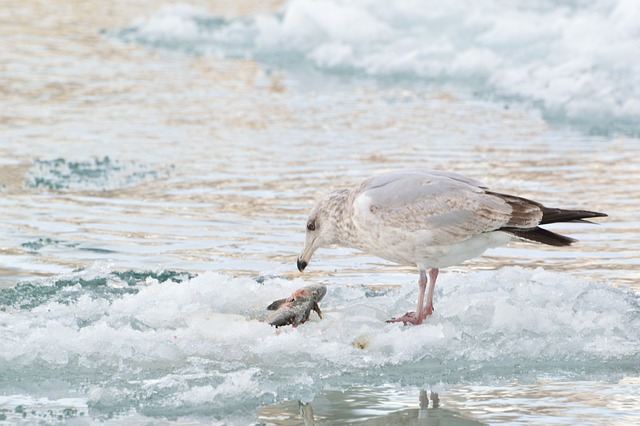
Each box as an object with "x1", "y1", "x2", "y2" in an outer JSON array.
[{"x1": 356, "y1": 171, "x2": 520, "y2": 245}]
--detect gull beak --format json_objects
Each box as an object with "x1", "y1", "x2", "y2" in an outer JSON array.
[
  {"x1": 297, "y1": 235, "x2": 318, "y2": 273},
  {"x1": 297, "y1": 258, "x2": 307, "y2": 272}
]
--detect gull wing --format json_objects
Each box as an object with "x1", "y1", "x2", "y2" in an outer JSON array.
[{"x1": 352, "y1": 171, "x2": 539, "y2": 246}]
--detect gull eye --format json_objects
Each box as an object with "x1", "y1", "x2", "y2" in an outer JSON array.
[{"x1": 307, "y1": 220, "x2": 316, "y2": 231}]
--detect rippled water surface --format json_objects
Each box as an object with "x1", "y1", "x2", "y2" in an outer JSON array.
[{"x1": 1, "y1": 0, "x2": 639, "y2": 424}]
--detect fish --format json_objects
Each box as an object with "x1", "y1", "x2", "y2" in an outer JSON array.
[{"x1": 266, "y1": 284, "x2": 327, "y2": 328}]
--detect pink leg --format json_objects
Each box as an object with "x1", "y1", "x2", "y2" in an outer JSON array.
[
  {"x1": 420, "y1": 268, "x2": 438, "y2": 320},
  {"x1": 387, "y1": 269, "x2": 428, "y2": 325}
]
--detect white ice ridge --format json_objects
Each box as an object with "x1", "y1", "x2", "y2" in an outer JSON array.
[
  {"x1": 1, "y1": 267, "x2": 638, "y2": 419},
  {"x1": 125, "y1": 0, "x2": 640, "y2": 132},
  {"x1": 2, "y1": 268, "x2": 638, "y2": 368}
]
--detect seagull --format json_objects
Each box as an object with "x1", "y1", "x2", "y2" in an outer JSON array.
[{"x1": 296, "y1": 170, "x2": 607, "y2": 325}]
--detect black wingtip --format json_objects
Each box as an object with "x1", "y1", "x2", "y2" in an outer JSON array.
[
  {"x1": 540, "y1": 208, "x2": 608, "y2": 225},
  {"x1": 501, "y1": 227, "x2": 577, "y2": 247}
]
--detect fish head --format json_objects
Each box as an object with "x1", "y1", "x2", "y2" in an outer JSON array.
[{"x1": 309, "y1": 284, "x2": 327, "y2": 302}]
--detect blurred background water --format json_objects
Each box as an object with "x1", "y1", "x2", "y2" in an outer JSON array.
[{"x1": 1, "y1": 0, "x2": 639, "y2": 424}]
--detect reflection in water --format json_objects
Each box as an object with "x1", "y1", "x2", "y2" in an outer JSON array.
[
  {"x1": 259, "y1": 389, "x2": 485, "y2": 426},
  {"x1": 299, "y1": 402, "x2": 315, "y2": 426},
  {"x1": 259, "y1": 381, "x2": 640, "y2": 426}
]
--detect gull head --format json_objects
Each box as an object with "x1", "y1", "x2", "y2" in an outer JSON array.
[{"x1": 297, "y1": 189, "x2": 349, "y2": 272}]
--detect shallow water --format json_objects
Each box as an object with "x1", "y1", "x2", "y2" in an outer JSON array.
[{"x1": 1, "y1": 0, "x2": 639, "y2": 424}]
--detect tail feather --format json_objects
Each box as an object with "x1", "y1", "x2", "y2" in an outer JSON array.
[
  {"x1": 500, "y1": 208, "x2": 606, "y2": 247},
  {"x1": 488, "y1": 192, "x2": 607, "y2": 247}
]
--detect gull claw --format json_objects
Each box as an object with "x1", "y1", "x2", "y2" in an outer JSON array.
[{"x1": 387, "y1": 311, "x2": 422, "y2": 325}]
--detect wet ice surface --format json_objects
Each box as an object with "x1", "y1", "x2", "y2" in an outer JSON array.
[
  {"x1": 2, "y1": 0, "x2": 640, "y2": 424},
  {"x1": 1, "y1": 265, "x2": 639, "y2": 423}
]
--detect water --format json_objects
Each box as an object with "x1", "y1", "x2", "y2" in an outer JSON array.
[{"x1": 1, "y1": 0, "x2": 639, "y2": 424}]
